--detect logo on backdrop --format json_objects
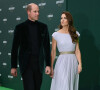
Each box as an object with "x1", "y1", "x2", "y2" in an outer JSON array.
[
  {"x1": 3, "y1": 18, "x2": 7, "y2": 22},
  {"x1": 23, "y1": 4, "x2": 27, "y2": 9},
  {"x1": 8, "y1": 29, "x2": 14, "y2": 34},
  {"x1": 3, "y1": 40, "x2": 7, "y2": 44},
  {"x1": 0, "y1": 8, "x2": 2, "y2": 11},
  {"x1": 39, "y1": 2, "x2": 46, "y2": 9},
  {"x1": 56, "y1": 0, "x2": 64, "y2": 7},
  {"x1": 0, "y1": 30, "x2": 2, "y2": 33},
  {"x1": 47, "y1": 14, "x2": 53, "y2": 20},
  {"x1": 0, "y1": 52, "x2": 1, "y2": 55},
  {"x1": 16, "y1": 17, "x2": 21, "y2": 22},
  {"x1": 8, "y1": 6, "x2": 15, "y2": 12},
  {"x1": 8, "y1": 75, "x2": 13, "y2": 79},
  {"x1": 2, "y1": 62, "x2": 7, "y2": 66}
]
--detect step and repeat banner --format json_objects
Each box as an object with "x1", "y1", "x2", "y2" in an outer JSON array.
[
  {"x1": 1, "y1": 0, "x2": 100, "y2": 90},
  {"x1": 0, "y1": 0, "x2": 66, "y2": 90}
]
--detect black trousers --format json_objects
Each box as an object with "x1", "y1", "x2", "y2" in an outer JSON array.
[{"x1": 22, "y1": 56, "x2": 42, "y2": 90}]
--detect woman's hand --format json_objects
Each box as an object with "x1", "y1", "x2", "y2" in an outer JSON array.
[
  {"x1": 50, "y1": 68, "x2": 54, "y2": 78},
  {"x1": 78, "y1": 64, "x2": 82, "y2": 74}
]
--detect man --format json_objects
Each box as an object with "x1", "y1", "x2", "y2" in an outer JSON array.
[{"x1": 11, "y1": 3, "x2": 51, "y2": 90}]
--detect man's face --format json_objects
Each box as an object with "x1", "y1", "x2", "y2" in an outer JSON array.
[{"x1": 28, "y1": 5, "x2": 39, "y2": 21}]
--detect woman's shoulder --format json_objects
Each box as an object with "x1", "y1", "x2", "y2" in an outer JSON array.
[
  {"x1": 52, "y1": 32, "x2": 57, "y2": 36},
  {"x1": 52, "y1": 29, "x2": 61, "y2": 35},
  {"x1": 52, "y1": 30, "x2": 61, "y2": 40}
]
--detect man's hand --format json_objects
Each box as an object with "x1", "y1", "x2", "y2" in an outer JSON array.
[
  {"x1": 45, "y1": 66, "x2": 51, "y2": 75},
  {"x1": 11, "y1": 68, "x2": 17, "y2": 77}
]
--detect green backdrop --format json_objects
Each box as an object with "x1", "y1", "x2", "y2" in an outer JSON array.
[
  {"x1": 0, "y1": 0, "x2": 100, "y2": 90},
  {"x1": 68, "y1": 0, "x2": 100, "y2": 90}
]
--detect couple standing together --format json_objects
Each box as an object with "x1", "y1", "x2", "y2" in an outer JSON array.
[{"x1": 11, "y1": 3, "x2": 82, "y2": 90}]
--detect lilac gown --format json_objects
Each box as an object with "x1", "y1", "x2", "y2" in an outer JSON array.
[{"x1": 50, "y1": 31, "x2": 80, "y2": 90}]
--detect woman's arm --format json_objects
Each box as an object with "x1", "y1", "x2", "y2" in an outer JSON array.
[
  {"x1": 75, "y1": 42, "x2": 82, "y2": 74},
  {"x1": 50, "y1": 37, "x2": 57, "y2": 77}
]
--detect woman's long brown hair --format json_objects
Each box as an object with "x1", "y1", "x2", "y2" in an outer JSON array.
[{"x1": 59, "y1": 11, "x2": 78, "y2": 43}]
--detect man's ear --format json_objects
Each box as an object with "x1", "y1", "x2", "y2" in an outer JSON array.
[{"x1": 27, "y1": 10, "x2": 30, "y2": 15}]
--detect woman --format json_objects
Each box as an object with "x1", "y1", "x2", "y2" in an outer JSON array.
[{"x1": 50, "y1": 11, "x2": 82, "y2": 90}]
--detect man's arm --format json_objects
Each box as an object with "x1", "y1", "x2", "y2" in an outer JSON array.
[
  {"x1": 43, "y1": 25, "x2": 51, "y2": 66},
  {"x1": 43, "y1": 25, "x2": 51, "y2": 74},
  {"x1": 11, "y1": 26, "x2": 20, "y2": 76}
]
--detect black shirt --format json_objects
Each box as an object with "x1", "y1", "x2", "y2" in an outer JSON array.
[
  {"x1": 27, "y1": 19, "x2": 40, "y2": 71},
  {"x1": 27, "y1": 19, "x2": 40, "y2": 57}
]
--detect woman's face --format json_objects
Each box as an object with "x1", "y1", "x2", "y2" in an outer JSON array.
[{"x1": 60, "y1": 14, "x2": 68, "y2": 27}]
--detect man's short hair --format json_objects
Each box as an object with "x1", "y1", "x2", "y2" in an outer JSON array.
[{"x1": 26, "y1": 4, "x2": 32, "y2": 11}]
